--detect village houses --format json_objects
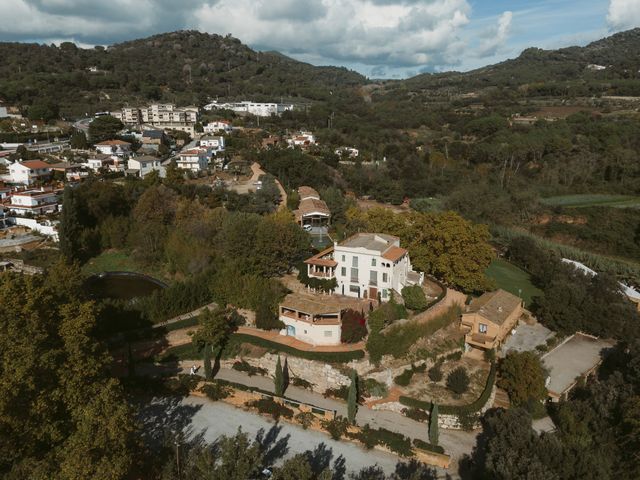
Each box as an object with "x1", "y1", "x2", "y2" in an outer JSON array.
[
  {"x1": 6, "y1": 187, "x2": 60, "y2": 216},
  {"x1": 95, "y1": 139, "x2": 132, "y2": 157},
  {"x1": 127, "y1": 155, "x2": 164, "y2": 178},
  {"x1": 203, "y1": 120, "x2": 232, "y2": 134},
  {"x1": 176, "y1": 148, "x2": 209, "y2": 172},
  {"x1": 7, "y1": 160, "x2": 52, "y2": 185}
]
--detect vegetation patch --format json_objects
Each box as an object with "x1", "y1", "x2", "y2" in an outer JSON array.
[
  {"x1": 232, "y1": 360, "x2": 268, "y2": 377},
  {"x1": 245, "y1": 398, "x2": 294, "y2": 420},
  {"x1": 485, "y1": 258, "x2": 542, "y2": 307}
]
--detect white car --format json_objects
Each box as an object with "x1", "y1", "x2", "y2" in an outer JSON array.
[{"x1": 303, "y1": 224, "x2": 313, "y2": 232}]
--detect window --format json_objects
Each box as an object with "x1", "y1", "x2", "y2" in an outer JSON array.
[
  {"x1": 371, "y1": 258, "x2": 376, "y2": 267},
  {"x1": 341, "y1": 255, "x2": 345, "y2": 262},
  {"x1": 324, "y1": 331, "x2": 333, "y2": 337},
  {"x1": 349, "y1": 285, "x2": 360, "y2": 294},
  {"x1": 369, "y1": 270, "x2": 377, "y2": 286},
  {"x1": 341, "y1": 267, "x2": 346, "y2": 276},
  {"x1": 304, "y1": 330, "x2": 308, "y2": 334},
  {"x1": 479, "y1": 323, "x2": 488, "y2": 334},
  {"x1": 351, "y1": 268, "x2": 358, "y2": 282},
  {"x1": 382, "y1": 289, "x2": 388, "y2": 298},
  {"x1": 382, "y1": 273, "x2": 388, "y2": 283},
  {"x1": 352, "y1": 256, "x2": 358, "y2": 267}
]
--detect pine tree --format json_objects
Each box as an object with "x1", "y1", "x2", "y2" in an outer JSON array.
[
  {"x1": 203, "y1": 343, "x2": 212, "y2": 380},
  {"x1": 429, "y1": 404, "x2": 439, "y2": 446},
  {"x1": 347, "y1": 370, "x2": 358, "y2": 424},
  {"x1": 274, "y1": 356, "x2": 284, "y2": 396}
]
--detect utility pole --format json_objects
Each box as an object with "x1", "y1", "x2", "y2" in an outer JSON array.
[{"x1": 175, "y1": 441, "x2": 181, "y2": 478}]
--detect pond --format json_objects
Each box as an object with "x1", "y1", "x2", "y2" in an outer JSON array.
[{"x1": 85, "y1": 272, "x2": 166, "y2": 300}]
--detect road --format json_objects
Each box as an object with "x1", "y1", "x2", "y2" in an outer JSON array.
[{"x1": 142, "y1": 395, "x2": 448, "y2": 477}]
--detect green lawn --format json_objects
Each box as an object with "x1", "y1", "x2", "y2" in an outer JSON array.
[
  {"x1": 485, "y1": 258, "x2": 543, "y2": 307},
  {"x1": 540, "y1": 194, "x2": 640, "y2": 209}
]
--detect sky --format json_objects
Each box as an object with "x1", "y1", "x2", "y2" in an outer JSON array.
[{"x1": 0, "y1": 0, "x2": 639, "y2": 78}]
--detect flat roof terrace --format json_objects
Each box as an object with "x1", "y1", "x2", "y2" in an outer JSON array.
[{"x1": 542, "y1": 333, "x2": 615, "y2": 399}]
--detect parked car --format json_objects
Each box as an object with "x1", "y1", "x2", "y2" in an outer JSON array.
[{"x1": 303, "y1": 224, "x2": 313, "y2": 232}]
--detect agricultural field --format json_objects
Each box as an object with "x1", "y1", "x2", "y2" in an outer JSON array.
[
  {"x1": 485, "y1": 258, "x2": 543, "y2": 307},
  {"x1": 540, "y1": 194, "x2": 640, "y2": 209}
]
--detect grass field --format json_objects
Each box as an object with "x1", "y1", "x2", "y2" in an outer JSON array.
[
  {"x1": 485, "y1": 258, "x2": 543, "y2": 307},
  {"x1": 540, "y1": 194, "x2": 640, "y2": 208}
]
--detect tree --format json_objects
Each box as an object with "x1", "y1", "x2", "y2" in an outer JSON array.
[
  {"x1": 347, "y1": 370, "x2": 358, "y2": 424},
  {"x1": 446, "y1": 367, "x2": 470, "y2": 394},
  {"x1": 58, "y1": 186, "x2": 84, "y2": 262},
  {"x1": 274, "y1": 356, "x2": 285, "y2": 396},
  {"x1": 429, "y1": 404, "x2": 439, "y2": 446},
  {"x1": 127, "y1": 343, "x2": 135, "y2": 377},
  {"x1": 340, "y1": 309, "x2": 367, "y2": 343},
  {"x1": 27, "y1": 100, "x2": 59, "y2": 122},
  {"x1": 498, "y1": 351, "x2": 547, "y2": 411},
  {"x1": 401, "y1": 285, "x2": 429, "y2": 311},
  {"x1": 192, "y1": 307, "x2": 239, "y2": 356},
  {"x1": 203, "y1": 343, "x2": 212, "y2": 380},
  {"x1": 88, "y1": 115, "x2": 124, "y2": 143},
  {"x1": 70, "y1": 129, "x2": 88, "y2": 149}
]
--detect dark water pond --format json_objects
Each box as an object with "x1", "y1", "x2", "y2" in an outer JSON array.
[{"x1": 85, "y1": 272, "x2": 166, "y2": 300}]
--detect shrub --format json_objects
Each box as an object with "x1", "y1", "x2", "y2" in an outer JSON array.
[
  {"x1": 402, "y1": 407, "x2": 429, "y2": 422},
  {"x1": 348, "y1": 424, "x2": 413, "y2": 457},
  {"x1": 200, "y1": 381, "x2": 231, "y2": 401},
  {"x1": 413, "y1": 438, "x2": 445, "y2": 454},
  {"x1": 445, "y1": 351, "x2": 463, "y2": 361},
  {"x1": 350, "y1": 424, "x2": 378, "y2": 449},
  {"x1": 362, "y1": 378, "x2": 388, "y2": 398},
  {"x1": 341, "y1": 309, "x2": 367, "y2": 343},
  {"x1": 324, "y1": 385, "x2": 350, "y2": 401},
  {"x1": 291, "y1": 377, "x2": 315, "y2": 390},
  {"x1": 446, "y1": 367, "x2": 470, "y2": 394},
  {"x1": 176, "y1": 374, "x2": 200, "y2": 392},
  {"x1": 321, "y1": 416, "x2": 350, "y2": 440},
  {"x1": 428, "y1": 363, "x2": 443, "y2": 382},
  {"x1": 394, "y1": 363, "x2": 427, "y2": 386},
  {"x1": 295, "y1": 411, "x2": 316, "y2": 429},
  {"x1": 456, "y1": 411, "x2": 480, "y2": 431},
  {"x1": 246, "y1": 398, "x2": 293, "y2": 420},
  {"x1": 402, "y1": 285, "x2": 429, "y2": 311},
  {"x1": 232, "y1": 360, "x2": 268, "y2": 377}
]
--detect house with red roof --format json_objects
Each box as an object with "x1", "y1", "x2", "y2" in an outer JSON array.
[{"x1": 7, "y1": 160, "x2": 52, "y2": 185}]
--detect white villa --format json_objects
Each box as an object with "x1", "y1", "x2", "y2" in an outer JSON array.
[
  {"x1": 287, "y1": 132, "x2": 316, "y2": 148},
  {"x1": 278, "y1": 293, "x2": 343, "y2": 346},
  {"x1": 85, "y1": 154, "x2": 126, "y2": 172},
  {"x1": 6, "y1": 188, "x2": 59, "y2": 216},
  {"x1": 204, "y1": 101, "x2": 293, "y2": 117},
  {"x1": 304, "y1": 233, "x2": 423, "y2": 302},
  {"x1": 127, "y1": 155, "x2": 165, "y2": 178},
  {"x1": 95, "y1": 140, "x2": 131, "y2": 157},
  {"x1": 7, "y1": 160, "x2": 52, "y2": 185},
  {"x1": 199, "y1": 135, "x2": 225, "y2": 154},
  {"x1": 177, "y1": 148, "x2": 209, "y2": 172},
  {"x1": 203, "y1": 120, "x2": 232, "y2": 134}
]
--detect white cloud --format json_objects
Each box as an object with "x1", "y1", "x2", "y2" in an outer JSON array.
[
  {"x1": 607, "y1": 0, "x2": 640, "y2": 30},
  {"x1": 476, "y1": 10, "x2": 512, "y2": 58}
]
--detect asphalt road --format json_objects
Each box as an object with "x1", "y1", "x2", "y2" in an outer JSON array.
[{"x1": 142, "y1": 395, "x2": 449, "y2": 477}]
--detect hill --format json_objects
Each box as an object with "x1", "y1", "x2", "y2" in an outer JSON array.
[
  {"x1": 0, "y1": 30, "x2": 366, "y2": 117},
  {"x1": 401, "y1": 28, "x2": 640, "y2": 96}
]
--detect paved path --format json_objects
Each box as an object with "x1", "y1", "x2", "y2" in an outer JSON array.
[
  {"x1": 145, "y1": 395, "x2": 438, "y2": 476},
  {"x1": 172, "y1": 361, "x2": 478, "y2": 471},
  {"x1": 412, "y1": 288, "x2": 467, "y2": 324}
]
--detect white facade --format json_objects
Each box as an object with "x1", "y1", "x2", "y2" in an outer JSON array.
[
  {"x1": 112, "y1": 104, "x2": 198, "y2": 130},
  {"x1": 7, "y1": 189, "x2": 59, "y2": 216},
  {"x1": 127, "y1": 156, "x2": 165, "y2": 178},
  {"x1": 204, "y1": 101, "x2": 293, "y2": 117},
  {"x1": 203, "y1": 121, "x2": 232, "y2": 134},
  {"x1": 199, "y1": 135, "x2": 225, "y2": 153},
  {"x1": 177, "y1": 149, "x2": 209, "y2": 172},
  {"x1": 8, "y1": 161, "x2": 52, "y2": 185},
  {"x1": 95, "y1": 141, "x2": 131, "y2": 157},
  {"x1": 306, "y1": 233, "x2": 423, "y2": 302},
  {"x1": 335, "y1": 146, "x2": 359, "y2": 158},
  {"x1": 287, "y1": 132, "x2": 316, "y2": 148},
  {"x1": 278, "y1": 316, "x2": 341, "y2": 346},
  {"x1": 278, "y1": 293, "x2": 342, "y2": 346}
]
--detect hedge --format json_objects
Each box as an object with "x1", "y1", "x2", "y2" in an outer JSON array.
[
  {"x1": 399, "y1": 362, "x2": 497, "y2": 416},
  {"x1": 413, "y1": 438, "x2": 445, "y2": 455}
]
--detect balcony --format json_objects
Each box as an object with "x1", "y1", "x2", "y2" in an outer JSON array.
[
  {"x1": 308, "y1": 270, "x2": 335, "y2": 279},
  {"x1": 466, "y1": 332, "x2": 497, "y2": 349}
]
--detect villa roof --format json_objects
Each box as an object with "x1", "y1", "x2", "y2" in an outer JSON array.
[
  {"x1": 338, "y1": 233, "x2": 399, "y2": 253},
  {"x1": 280, "y1": 292, "x2": 341, "y2": 317},
  {"x1": 382, "y1": 246, "x2": 408, "y2": 262},
  {"x1": 304, "y1": 246, "x2": 337, "y2": 268},
  {"x1": 20, "y1": 160, "x2": 50, "y2": 169},
  {"x1": 295, "y1": 197, "x2": 330, "y2": 220},
  {"x1": 465, "y1": 289, "x2": 523, "y2": 326}
]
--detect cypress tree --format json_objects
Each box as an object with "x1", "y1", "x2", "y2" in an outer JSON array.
[
  {"x1": 274, "y1": 356, "x2": 284, "y2": 396},
  {"x1": 429, "y1": 403, "x2": 439, "y2": 446},
  {"x1": 127, "y1": 343, "x2": 135, "y2": 378},
  {"x1": 347, "y1": 370, "x2": 358, "y2": 424},
  {"x1": 203, "y1": 343, "x2": 212, "y2": 380},
  {"x1": 59, "y1": 186, "x2": 83, "y2": 262}
]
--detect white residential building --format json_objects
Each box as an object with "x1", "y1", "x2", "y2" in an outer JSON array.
[
  {"x1": 204, "y1": 100, "x2": 293, "y2": 117},
  {"x1": 287, "y1": 132, "x2": 316, "y2": 148},
  {"x1": 7, "y1": 188, "x2": 59, "y2": 216},
  {"x1": 305, "y1": 233, "x2": 423, "y2": 302},
  {"x1": 177, "y1": 149, "x2": 209, "y2": 172},
  {"x1": 85, "y1": 154, "x2": 126, "y2": 173},
  {"x1": 278, "y1": 293, "x2": 342, "y2": 346},
  {"x1": 8, "y1": 160, "x2": 52, "y2": 185},
  {"x1": 335, "y1": 146, "x2": 359, "y2": 158},
  {"x1": 112, "y1": 104, "x2": 198, "y2": 134},
  {"x1": 127, "y1": 155, "x2": 165, "y2": 178},
  {"x1": 95, "y1": 140, "x2": 132, "y2": 157},
  {"x1": 199, "y1": 135, "x2": 225, "y2": 153},
  {"x1": 203, "y1": 120, "x2": 232, "y2": 134}
]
